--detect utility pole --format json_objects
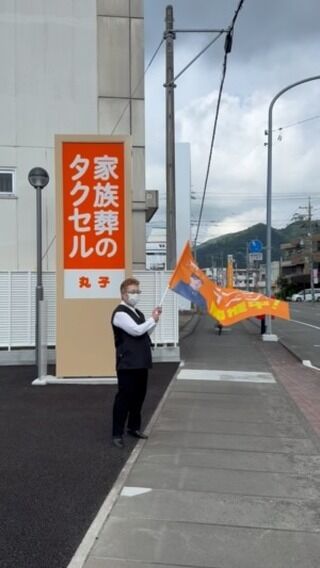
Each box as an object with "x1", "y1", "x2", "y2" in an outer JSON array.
[
  {"x1": 163, "y1": 9, "x2": 229, "y2": 269},
  {"x1": 297, "y1": 197, "x2": 315, "y2": 301},
  {"x1": 308, "y1": 197, "x2": 315, "y2": 302},
  {"x1": 164, "y1": 5, "x2": 176, "y2": 269}
]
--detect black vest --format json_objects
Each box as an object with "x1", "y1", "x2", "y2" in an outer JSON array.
[{"x1": 111, "y1": 304, "x2": 153, "y2": 370}]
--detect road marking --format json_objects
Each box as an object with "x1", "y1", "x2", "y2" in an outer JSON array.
[
  {"x1": 303, "y1": 360, "x2": 320, "y2": 371},
  {"x1": 32, "y1": 375, "x2": 117, "y2": 386},
  {"x1": 290, "y1": 319, "x2": 320, "y2": 331},
  {"x1": 177, "y1": 369, "x2": 275, "y2": 383},
  {"x1": 121, "y1": 486, "x2": 152, "y2": 497}
]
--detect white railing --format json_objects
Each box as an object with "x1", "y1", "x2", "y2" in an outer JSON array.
[{"x1": 0, "y1": 271, "x2": 179, "y2": 350}]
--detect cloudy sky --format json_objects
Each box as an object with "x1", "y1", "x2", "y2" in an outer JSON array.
[{"x1": 143, "y1": 0, "x2": 320, "y2": 244}]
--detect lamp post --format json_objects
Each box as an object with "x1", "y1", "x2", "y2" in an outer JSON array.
[
  {"x1": 28, "y1": 167, "x2": 50, "y2": 377},
  {"x1": 265, "y1": 75, "x2": 320, "y2": 338}
]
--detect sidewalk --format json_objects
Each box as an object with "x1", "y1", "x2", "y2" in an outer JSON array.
[{"x1": 71, "y1": 316, "x2": 320, "y2": 568}]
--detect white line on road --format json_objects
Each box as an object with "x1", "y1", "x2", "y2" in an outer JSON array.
[
  {"x1": 303, "y1": 360, "x2": 320, "y2": 371},
  {"x1": 290, "y1": 319, "x2": 320, "y2": 331},
  {"x1": 177, "y1": 369, "x2": 275, "y2": 383}
]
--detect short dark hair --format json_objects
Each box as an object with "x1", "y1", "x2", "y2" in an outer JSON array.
[{"x1": 120, "y1": 277, "x2": 140, "y2": 295}]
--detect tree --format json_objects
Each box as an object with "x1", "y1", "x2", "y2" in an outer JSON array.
[{"x1": 276, "y1": 277, "x2": 300, "y2": 300}]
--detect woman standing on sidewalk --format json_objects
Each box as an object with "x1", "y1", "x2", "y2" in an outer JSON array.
[{"x1": 111, "y1": 277, "x2": 162, "y2": 448}]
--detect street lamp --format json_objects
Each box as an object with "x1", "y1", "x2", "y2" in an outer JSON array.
[
  {"x1": 265, "y1": 75, "x2": 320, "y2": 339},
  {"x1": 28, "y1": 167, "x2": 50, "y2": 378}
]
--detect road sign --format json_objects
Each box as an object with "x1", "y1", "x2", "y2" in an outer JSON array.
[
  {"x1": 248, "y1": 240, "x2": 263, "y2": 253},
  {"x1": 249, "y1": 252, "x2": 263, "y2": 263}
]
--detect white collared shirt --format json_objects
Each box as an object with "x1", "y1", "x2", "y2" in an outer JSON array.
[{"x1": 112, "y1": 300, "x2": 157, "y2": 337}]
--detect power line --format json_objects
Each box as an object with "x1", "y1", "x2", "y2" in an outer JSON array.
[
  {"x1": 273, "y1": 113, "x2": 320, "y2": 134},
  {"x1": 162, "y1": 191, "x2": 320, "y2": 199},
  {"x1": 111, "y1": 37, "x2": 164, "y2": 134},
  {"x1": 193, "y1": 0, "x2": 246, "y2": 246},
  {"x1": 193, "y1": 46, "x2": 228, "y2": 245},
  {"x1": 190, "y1": 193, "x2": 320, "y2": 201},
  {"x1": 173, "y1": 32, "x2": 223, "y2": 82},
  {"x1": 230, "y1": 0, "x2": 246, "y2": 27},
  {"x1": 41, "y1": 38, "x2": 165, "y2": 260}
]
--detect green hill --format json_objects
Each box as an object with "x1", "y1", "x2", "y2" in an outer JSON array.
[{"x1": 195, "y1": 221, "x2": 319, "y2": 269}]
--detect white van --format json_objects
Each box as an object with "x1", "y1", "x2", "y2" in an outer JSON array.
[{"x1": 291, "y1": 288, "x2": 320, "y2": 302}]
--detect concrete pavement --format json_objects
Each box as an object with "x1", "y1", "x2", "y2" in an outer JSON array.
[{"x1": 71, "y1": 316, "x2": 320, "y2": 568}]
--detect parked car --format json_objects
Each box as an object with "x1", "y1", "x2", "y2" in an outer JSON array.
[{"x1": 291, "y1": 288, "x2": 320, "y2": 302}]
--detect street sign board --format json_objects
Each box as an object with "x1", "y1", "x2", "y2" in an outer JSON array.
[
  {"x1": 249, "y1": 252, "x2": 263, "y2": 263},
  {"x1": 248, "y1": 239, "x2": 263, "y2": 253}
]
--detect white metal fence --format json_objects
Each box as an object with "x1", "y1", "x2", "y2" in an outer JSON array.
[{"x1": 0, "y1": 270, "x2": 179, "y2": 349}]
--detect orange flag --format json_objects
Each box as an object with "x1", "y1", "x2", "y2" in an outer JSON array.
[{"x1": 169, "y1": 242, "x2": 290, "y2": 326}]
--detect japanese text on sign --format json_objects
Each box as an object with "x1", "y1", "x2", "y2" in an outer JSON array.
[{"x1": 62, "y1": 143, "x2": 125, "y2": 270}]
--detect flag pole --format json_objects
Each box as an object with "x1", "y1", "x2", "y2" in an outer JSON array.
[{"x1": 159, "y1": 285, "x2": 169, "y2": 307}]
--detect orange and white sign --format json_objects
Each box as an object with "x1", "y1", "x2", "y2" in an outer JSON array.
[
  {"x1": 62, "y1": 141, "x2": 126, "y2": 298},
  {"x1": 55, "y1": 135, "x2": 132, "y2": 377}
]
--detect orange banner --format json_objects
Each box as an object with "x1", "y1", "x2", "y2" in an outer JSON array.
[
  {"x1": 63, "y1": 141, "x2": 125, "y2": 270},
  {"x1": 169, "y1": 242, "x2": 290, "y2": 326},
  {"x1": 61, "y1": 141, "x2": 126, "y2": 298}
]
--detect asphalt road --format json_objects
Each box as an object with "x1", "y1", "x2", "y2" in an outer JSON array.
[
  {"x1": 273, "y1": 302, "x2": 320, "y2": 368},
  {"x1": 0, "y1": 362, "x2": 178, "y2": 568}
]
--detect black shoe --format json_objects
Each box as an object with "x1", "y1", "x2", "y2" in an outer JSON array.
[
  {"x1": 112, "y1": 437, "x2": 124, "y2": 448},
  {"x1": 127, "y1": 430, "x2": 148, "y2": 439}
]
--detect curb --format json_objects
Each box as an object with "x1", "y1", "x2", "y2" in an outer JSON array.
[{"x1": 247, "y1": 318, "x2": 320, "y2": 372}]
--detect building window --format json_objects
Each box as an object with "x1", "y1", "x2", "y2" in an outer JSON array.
[{"x1": 0, "y1": 169, "x2": 15, "y2": 195}]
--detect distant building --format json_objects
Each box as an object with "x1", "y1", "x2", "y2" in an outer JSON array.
[
  {"x1": 280, "y1": 235, "x2": 320, "y2": 287},
  {"x1": 256, "y1": 262, "x2": 280, "y2": 293},
  {"x1": 146, "y1": 228, "x2": 166, "y2": 270},
  {"x1": 201, "y1": 261, "x2": 279, "y2": 293}
]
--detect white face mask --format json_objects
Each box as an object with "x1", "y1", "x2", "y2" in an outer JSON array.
[{"x1": 127, "y1": 292, "x2": 140, "y2": 307}]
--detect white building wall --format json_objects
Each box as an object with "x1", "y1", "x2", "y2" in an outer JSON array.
[
  {"x1": 0, "y1": 0, "x2": 146, "y2": 271},
  {"x1": 0, "y1": 0, "x2": 98, "y2": 270},
  {"x1": 176, "y1": 143, "x2": 191, "y2": 258},
  {"x1": 97, "y1": 0, "x2": 146, "y2": 269}
]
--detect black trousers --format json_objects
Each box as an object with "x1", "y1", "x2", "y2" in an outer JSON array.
[{"x1": 112, "y1": 368, "x2": 148, "y2": 437}]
